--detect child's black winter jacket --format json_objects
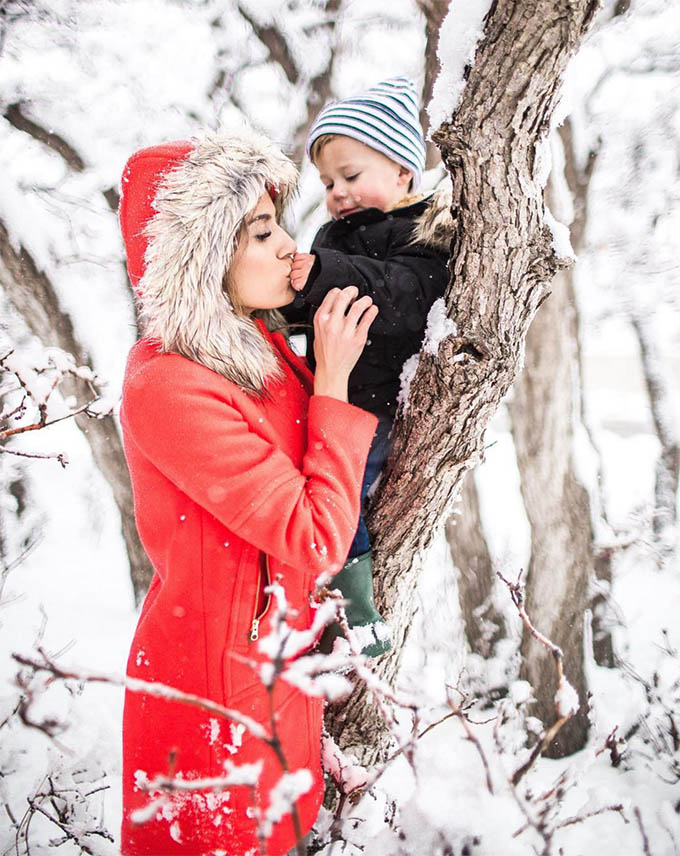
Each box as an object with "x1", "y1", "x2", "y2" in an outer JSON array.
[{"x1": 284, "y1": 191, "x2": 453, "y2": 420}]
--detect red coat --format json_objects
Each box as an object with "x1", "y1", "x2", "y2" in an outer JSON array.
[{"x1": 120, "y1": 327, "x2": 377, "y2": 855}]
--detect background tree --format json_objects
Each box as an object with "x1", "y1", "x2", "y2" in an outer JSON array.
[{"x1": 505, "y1": 128, "x2": 601, "y2": 755}]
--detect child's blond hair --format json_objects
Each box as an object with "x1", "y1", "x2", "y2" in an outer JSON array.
[{"x1": 308, "y1": 133, "x2": 337, "y2": 166}]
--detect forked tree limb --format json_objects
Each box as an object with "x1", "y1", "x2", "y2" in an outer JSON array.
[{"x1": 327, "y1": 0, "x2": 600, "y2": 762}]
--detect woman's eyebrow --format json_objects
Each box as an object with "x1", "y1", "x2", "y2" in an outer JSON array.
[{"x1": 247, "y1": 213, "x2": 273, "y2": 225}]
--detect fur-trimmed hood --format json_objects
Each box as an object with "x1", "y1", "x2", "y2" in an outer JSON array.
[{"x1": 119, "y1": 130, "x2": 298, "y2": 394}]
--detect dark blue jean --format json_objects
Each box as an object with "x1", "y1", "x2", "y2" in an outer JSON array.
[{"x1": 348, "y1": 416, "x2": 393, "y2": 558}]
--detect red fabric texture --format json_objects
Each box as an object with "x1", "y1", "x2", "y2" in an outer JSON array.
[
  {"x1": 118, "y1": 141, "x2": 193, "y2": 289},
  {"x1": 118, "y1": 139, "x2": 377, "y2": 855}
]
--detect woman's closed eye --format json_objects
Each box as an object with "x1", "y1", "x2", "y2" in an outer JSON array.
[{"x1": 255, "y1": 231, "x2": 272, "y2": 242}]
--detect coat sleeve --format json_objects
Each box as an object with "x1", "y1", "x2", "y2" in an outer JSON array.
[
  {"x1": 121, "y1": 357, "x2": 377, "y2": 578},
  {"x1": 301, "y1": 222, "x2": 449, "y2": 338}
]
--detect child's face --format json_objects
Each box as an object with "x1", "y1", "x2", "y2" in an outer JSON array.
[{"x1": 315, "y1": 136, "x2": 412, "y2": 220}]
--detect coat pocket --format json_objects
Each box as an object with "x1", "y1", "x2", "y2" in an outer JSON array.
[{"x1": 223, "y1": 679, "x2": 315, "y2": 775}]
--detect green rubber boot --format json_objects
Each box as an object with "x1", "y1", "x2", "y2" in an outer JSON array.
[{"x1": 318, "y1": 551, "x2": 391, "y2": 658}]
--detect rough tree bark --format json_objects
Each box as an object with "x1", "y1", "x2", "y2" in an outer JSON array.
[
  {"x1": 445, "y1": 476, "x2": 504, "y2": 658},
  {"x1": 326, "y1": 0, "x2": 599, "y2": 764},
  {"x1": 0, "y1": 222, "x2": 153, "y2": 603},
  {"x1": 417, "y1": 0, "x2": 503, "y2": 659}
]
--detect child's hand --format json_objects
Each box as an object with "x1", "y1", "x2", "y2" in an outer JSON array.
[{"x1": 290, "y1": 252, "x2": 315, "y2": 292}]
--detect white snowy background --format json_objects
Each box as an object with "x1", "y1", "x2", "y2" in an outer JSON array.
[{"x1": 1, "y1": 0, "x2": 679, "y2": 854}]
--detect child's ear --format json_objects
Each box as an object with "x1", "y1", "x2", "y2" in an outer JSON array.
[{"x1": 397, "y1": 166, "x2": 413, "y2": 189}]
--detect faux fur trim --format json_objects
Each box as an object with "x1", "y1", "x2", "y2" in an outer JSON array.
[
  {"x1": 131, "y1": 130, "x2": 298, "y2": 395},
  {"x1": 410, "y1": 186, "x2": 454, "y2": 254}
]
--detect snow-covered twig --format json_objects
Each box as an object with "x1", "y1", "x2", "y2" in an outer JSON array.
[
  {"x1": 130, "y1": 765, "x2": 262, "y2": 826},
  {"x1": 0, "y1": 346, "x2": 111, "y2": 465},
  {"x1": 12, "y1": 648, "x2": 269, "y2": 741},
  {"x1": 13, "y1": 774, "x2": 115, "y2": 856},
  {"x1": 555, "y1": 803, "x2": 626, "y2": 830},
  {"x1": 0, "y1": 445, "x2": 68, "y2": 466},
  {"x1": 497, "y1": 570, "x2": 578, "y2": 785},
  {"x1": 25, "y1": 800, "x2": 111, "y2": 855}
]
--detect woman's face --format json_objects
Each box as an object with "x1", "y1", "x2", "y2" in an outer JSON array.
[{"x1": 229, "y1": 193, "x2": 297, "y2": 315}]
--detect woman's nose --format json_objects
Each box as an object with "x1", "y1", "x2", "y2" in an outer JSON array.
[{"x1": 279, "y1": 235, "x2": 296, "y2": 258}]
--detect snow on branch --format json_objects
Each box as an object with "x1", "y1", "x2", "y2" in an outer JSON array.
[
  {"x1": 258, "y1": 770, "x2": 314, "y2": 840},
  {"x1": 130, "y1": 763, "x2": 263, "y2": 826},
  {"x1": 0, "y1": 345, "x2": 113, "y2": 465},
  {"x1": 497, "y1": 570, "x2": 580, "y2": 785},
  {"x1": 12, "y1": 648, "x2": 270, "y2": 742}
]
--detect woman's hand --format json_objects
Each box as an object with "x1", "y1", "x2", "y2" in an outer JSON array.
[{"x1": 313, "y1": 286, "x2": 378, "y2": 401}]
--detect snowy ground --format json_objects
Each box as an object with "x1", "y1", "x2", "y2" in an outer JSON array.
[{"x1": 1, "y1": 333, "x2": 678, "y2": 854}]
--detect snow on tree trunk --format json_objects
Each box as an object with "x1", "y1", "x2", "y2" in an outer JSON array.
[
  {"x1": 325, "y1": 0, "x2": 600, "y2": 762},
  {"x1": 417, "y1": 0, "x2": 450, "y2": 169},
  {"x1": 419, "y1": 2, "x2": 506, "y2": 659},
  {"x1": 0, "y1": 221, "x2": 153, "y2": 603},
  {"x1": 557, "y1": 118, "x2": 617, "y2": 670}
]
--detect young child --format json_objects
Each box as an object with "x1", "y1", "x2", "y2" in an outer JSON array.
[{"x1": 286, "y1": 77, "x2": 452, "y2": 655}]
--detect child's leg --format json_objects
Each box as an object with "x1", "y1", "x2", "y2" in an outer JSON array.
[
  {"x1": 318, "y1": 417, "x2": 393, "y2": 657},
  {"x1": 348, "y1": 416, "x2": 392, "y2": 559}
]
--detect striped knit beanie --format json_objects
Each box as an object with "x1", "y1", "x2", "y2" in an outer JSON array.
[{"x1": 306, "y1": 77, "x2": 426, "y2": 189}]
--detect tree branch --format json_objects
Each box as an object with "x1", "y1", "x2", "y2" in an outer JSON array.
[
  {"x1": 416, "y1": 0, "x2": 450, "y2": 167},
  {"x1": 237, "y1": 3, "x2": 299, "y2": 84},
  {"x1": 0, "y1": 219, "x2": 153, "y2": 601},
  {"x1": 3, "y1": 102, "x2": 85, "y2": 172}
]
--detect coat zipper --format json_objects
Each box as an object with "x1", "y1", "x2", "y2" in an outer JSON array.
[{"x1": 248, "y1": 554, "x2": 271, "y2": 642}]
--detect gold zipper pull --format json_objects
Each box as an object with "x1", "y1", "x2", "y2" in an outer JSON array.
[{"x1": 249, "y1": 618, "x2": 260, "y2": 642}]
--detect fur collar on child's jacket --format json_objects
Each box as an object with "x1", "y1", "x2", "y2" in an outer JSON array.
[{"x1": 389, "y1": 186, "x2": 454, "y2": 254}]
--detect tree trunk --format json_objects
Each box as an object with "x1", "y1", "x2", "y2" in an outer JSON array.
[
  {"x1": 559, "y1": 119, "x2": 617, "y2": 669},
  {"x1": 445, "y1": 476, "x2": 504, "y2": 659},
  {"x1": 631, "y1": 314, "x2": 680, "y2": 556},
  {"x1": 505, "y1": 118, "x2": 619, "y2": 754},
  {"x1": 507, "y1": 266, "x2": 593, "y2": 756},
  {"x1": 326, "y1": 0, "x2": 599, "y2": 763},
  {"x1": 0, "y1": 221, "x2": 153, "y2": 604}
]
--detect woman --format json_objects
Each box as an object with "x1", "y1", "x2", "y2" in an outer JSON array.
[{"x1": 118, "y1": 130, "x2": 378, "y2": 855}]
